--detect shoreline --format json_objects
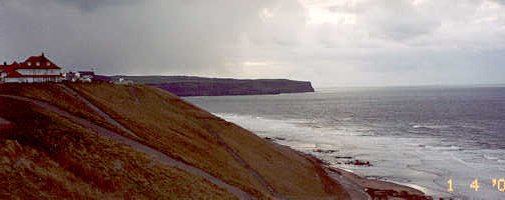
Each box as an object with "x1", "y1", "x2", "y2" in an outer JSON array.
[
  {"x1": 187, "y1": 89, "x2": 505, "y2": 199},
  {"x1": 325, "y1": 164, "x2": 430, "y2": 199},
  {"x1": 269, "y1": 140, "x2": 432, "y2": 199}
]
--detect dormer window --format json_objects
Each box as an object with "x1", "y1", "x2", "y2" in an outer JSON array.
[
  {"x1": 46, "y1": 62, "x2": 51, "y2": 66},
  {"x1": 36, "y1": 62, "x2": 40, "y2": 66},
  {"x1": 27, "y1": 62, "x2": 31, "y2": 66}
]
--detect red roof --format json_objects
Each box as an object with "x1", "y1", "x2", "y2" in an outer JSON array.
[
  {"x1": 20, "y1": 54, "x2": 61, "y2": 69},
  {"x1": 0, "y1": 54, "x2": 62, "y2": 79},
  {"x1": 3, "y1": 68, "x2": 23, "y2": 78},
  {"x1": 0, "y1": 62, "x2": 21, "y2": 78},
  {"x1": 1, "y1": 54, "x2": 61, "y2": 69}
]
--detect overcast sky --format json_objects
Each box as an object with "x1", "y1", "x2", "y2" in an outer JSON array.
[{"x1": 1, "y1": 0, "x2": 505, "y2": 87}]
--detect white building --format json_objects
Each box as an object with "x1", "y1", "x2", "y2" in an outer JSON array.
[
  {"x1": 77, "y1": 71, "x2": 95, "y2": 82},
  {"x1": 0, "y1": 53, "x2": 62, "y2": 83},
  {"x1": 64, "y1": 71, "x2": 95, "y2": 83}
]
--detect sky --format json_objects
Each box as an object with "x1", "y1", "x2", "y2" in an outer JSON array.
[{"x1": 1, "y1": 0, "x2": 505, "y2": 87}]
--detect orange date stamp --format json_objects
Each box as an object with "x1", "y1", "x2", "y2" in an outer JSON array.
[{"x1": 447, "y1": 178, "x2": 505, "y2": 193}]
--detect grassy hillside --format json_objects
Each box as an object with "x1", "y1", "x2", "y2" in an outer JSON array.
[
  {"x1": 0, "y1": 94, "x2": 232, "y2": 199},
  {"x1": 0, "y1": 83, "x2": 348, "y2": 199}
]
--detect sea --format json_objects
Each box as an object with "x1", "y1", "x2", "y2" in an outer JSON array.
[{"x1": 185, "y1": 86, "x2": 505, "y2": 199}]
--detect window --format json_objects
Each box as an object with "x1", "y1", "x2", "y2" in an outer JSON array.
[
  {"x1": 36, "y1": 62, "x2": 40, "y2": 66},
  {"x1": 27, "y1": 62, "x2": 31, "y2": 66},
  {"x1": 46, "y1": 62, "x2": 51, "y2": 66}
]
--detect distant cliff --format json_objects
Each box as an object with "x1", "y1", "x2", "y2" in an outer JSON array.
[{"x1": 101, "y1": 76, "x2": 315, "y2": 96}]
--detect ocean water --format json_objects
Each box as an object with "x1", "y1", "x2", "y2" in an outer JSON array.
[{"x1": 185, "y1": 86, "x2": 505, "y2": 199}]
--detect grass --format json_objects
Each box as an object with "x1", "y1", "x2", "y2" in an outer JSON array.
[
  {"x1": 0, "y1": 93, "x2": 235, "y2": 199},
  {"x1": 68, "y1": 83, "x2": 349, "y2": 199},
  {"x1": 0, "y1": 84, "x2": 130, "y2": 137},
  {"x1": 69, "y1": 84, "x2": 268, "y2": 197},
  {"x1": 0, "y1": 83, "x2": 349, "y2": 199}
]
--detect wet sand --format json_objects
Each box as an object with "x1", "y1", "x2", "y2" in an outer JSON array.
[
  {"x1": 327, "y1": 166, "x2": 431, "y2": 199},
  {"x1": 272, "y1": 140, "x2": 432, "y2": 199}
]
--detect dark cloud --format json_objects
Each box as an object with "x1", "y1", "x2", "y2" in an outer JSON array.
[
  {"x1": 1, "y1": 0, "x2": 505, "y2": 86},
  {"x1": 0, "y1": 0, "x2": 275, "y2": 75}
]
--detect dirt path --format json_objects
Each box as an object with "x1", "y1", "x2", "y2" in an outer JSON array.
[
  {"x1": 0, "y1": 95, "x2": 254, "y2": 200},
  {"x1": 0, "y1": 117, "x2": 12, "y2": 131},
  {"x1": 129, "y1": 87, "x2": 141, "y2": 105},
  {"x1": 58, "y1": 85, "x2": 140, "y2": 139},
  {"x1": 0, "y1": 117, "x2": 10, "y2": 125},
  {"x1": 202, "y1": 123, "x2": 283, "y2": 199}
]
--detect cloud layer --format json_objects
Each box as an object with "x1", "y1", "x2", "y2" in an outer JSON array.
[{"x1": 1, "y1": 0, "x2": 505, "y2": 87}]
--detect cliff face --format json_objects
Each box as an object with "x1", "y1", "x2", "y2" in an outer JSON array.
[
  {"x1": 0, "y1": 83, "x2": 346, "y2": 199},
  {"x1": 108, "y1": 76, "x2": 315, "y2": 96}
]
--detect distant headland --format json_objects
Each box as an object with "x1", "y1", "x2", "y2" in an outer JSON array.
[
  {"x1": 96, "y1": 75, "x2": 316, "y2": 97},
  {"x1": 1, "y1": 54, "x2": 315, "y2": 97}
]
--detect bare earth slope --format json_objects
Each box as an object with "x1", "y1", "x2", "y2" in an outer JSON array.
[{"x1": 0, "y1": 83, "x2": 349, "y2": 199}]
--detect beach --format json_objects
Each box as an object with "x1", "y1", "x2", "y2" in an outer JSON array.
[{"x1": 269, "y1": 139, "x2": 430, "y2": 199}]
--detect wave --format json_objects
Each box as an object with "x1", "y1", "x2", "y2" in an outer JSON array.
[
  {"x1": 483, "y1": 154, "x2": 499, "y2": 160},
  {"x1": 412, "y1": 124, "x2": 451, "y2": 129},
  {"x1": 425, "y1": 145, "x2": 462, "y2": 151},
  {"x1": 216, "y1": 112, "x2": 505, "y2": 199}
]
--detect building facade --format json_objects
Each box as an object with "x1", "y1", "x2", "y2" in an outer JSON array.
[{"x1": 0, "y1": 54, "x2": 62, "y2": 83}]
